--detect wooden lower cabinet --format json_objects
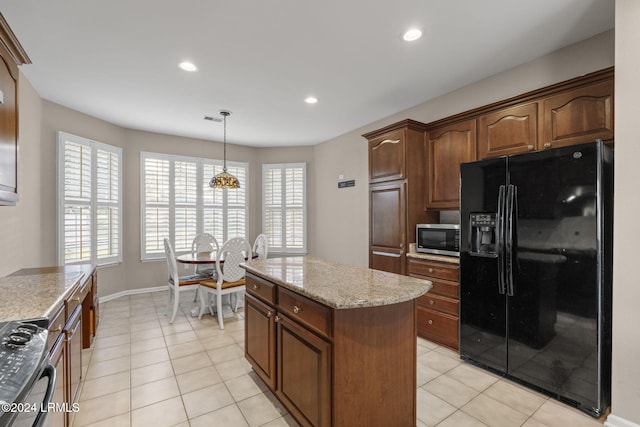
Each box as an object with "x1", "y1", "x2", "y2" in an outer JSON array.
[
  {"x1": 408, "y1": 257, "x2": 460, "y2": 351},
  {"x1": 277, "y1": 314, "x2": 331, "y2": 427},
  {"x1": 49, "y1": 335, "x2": 67, "y2": 427},
  {"x1": 245, "y1": 273, "x2": 418, "y2": 427},
  {"x1": 245, "y1": 294, "x2": 276, "y2": 389},
  {"x1": 66, "y1": 307, "x2": 83, "y2": 413}
]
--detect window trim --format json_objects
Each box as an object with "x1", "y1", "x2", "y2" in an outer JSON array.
[
  {"x1": 140, "y1": 151, "x2": 249, "y2": 261},
  {"x1": 56, "y1": 131, "x2": 123, "y2": 266},
  {"x1": 262, "y1": 162, "x2": 307, "y2": 255}
]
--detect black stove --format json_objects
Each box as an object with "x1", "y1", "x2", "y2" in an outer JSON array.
[{"x1": 0, "y1": 320, "x2": 54, "y2": 427}]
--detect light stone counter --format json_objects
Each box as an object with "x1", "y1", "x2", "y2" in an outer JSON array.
[
  {"x1": 0, "y1": 271, "x2": 84, "y2": 323},
  {"x1": 406, "y1": 243, "x2": 460, "y2": 264},
  {"x1": 241, "y1": 256, "x2": 432, "y2": 309}
]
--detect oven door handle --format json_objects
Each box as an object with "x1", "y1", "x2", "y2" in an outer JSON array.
[{"x1": 33, "y1": 363, "x2": 56, "y2": 427}]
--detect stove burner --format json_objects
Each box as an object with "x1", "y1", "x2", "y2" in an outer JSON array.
[
  {"x1": 16, "y1": 324, "x2": 38, "y2": 334},
  {"x1": 7, "y1": 331, "x2": 32, "y2": 347}
]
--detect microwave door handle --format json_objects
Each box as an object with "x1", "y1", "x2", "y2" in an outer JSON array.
[{"x1": 496, "y1": 185, "x2": 506, "y2": 295}]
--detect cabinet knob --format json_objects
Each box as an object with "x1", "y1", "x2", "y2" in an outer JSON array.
[
  {"x1": 73, "y1": 297, "x2": 81, "y2": 302},
  {"x1": 427, "y1": 320, "x2": 433, "y2": 325},
  {"x1": 253, "y1": 283, "x2": 259, "y2": 290},
  {"x1": 293, "y1": 305, "x2": 301, "y2": 314},
  {"x1": 266, "y1": 311, "x2": 272, "y2": 318},
  {"x1": 429, "y1": 300, "x2": 434, "y2": 305},
  {"x1": 527, "y1": 145, "x2": 534, "y2": 150},
  {"x1": 544, "y1": 142, "x2": 552, "y2": 148},
  {"x1": 428, "y1": 268, "x2": 434, "y2": 273},
  {"x1": 275, "y1": 315, "x2": 281, "y2": 323},
  {"x1": 51, "y1": 324, "x2": 63, "y2": 333}
]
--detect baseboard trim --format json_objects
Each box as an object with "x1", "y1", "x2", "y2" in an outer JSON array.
[
  {"x1": 606, "y1": 414, "x2": 640, "y2": 427},
  {"x1": 98, "y1": 286, "x2": 166, "y2": 303}
]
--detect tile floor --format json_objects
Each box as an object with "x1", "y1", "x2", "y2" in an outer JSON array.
[{"x1": 72, "y1": 291, "x2": 605, "y2": 427}]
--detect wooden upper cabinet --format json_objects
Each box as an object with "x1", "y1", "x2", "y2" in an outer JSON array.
[
  {"x1": 427, "y1": 119, "x2": 477, "y2": 209},
  {"x1": 478, "y1": 103, "x2": 538, "y2": 159},
  {"x1": 368, "y1": 128, "x2": 406, "y2": 183},
  {"x1": 0, "y1": 14, "x2": 30, "y2": 206},
  {"x1": 364, "y1": 119, "x2": 428, "y2": 184},
  {"x1": 542, "y1": 79, "x2": 613, "y2": 149}
]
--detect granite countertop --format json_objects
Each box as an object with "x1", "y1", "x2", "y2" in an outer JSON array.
[
  {"x1": 0, "y1": 271, "x2": 85, "y2": 323},
  {"x1": 406, "y1": 243, "x2": 460, "y2": 264},
  {"x1": 241, "y1": 256, "x2": 432, "y2": 309}
]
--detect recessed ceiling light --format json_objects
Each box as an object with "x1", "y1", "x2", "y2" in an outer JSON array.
[
  {"x1": 179, "y1": 61, "x2": 197, "y2": 72},
  {"x1": 402, "y1": 28, "x2": 422, "y2": 42},
  {"x1": 305, "y1": 96, "x2": 318, "y2": 104}
]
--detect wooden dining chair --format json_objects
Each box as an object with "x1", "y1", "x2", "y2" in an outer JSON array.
[
  {"x1": 164, "y1": 238, "x2": 202, "y2": 323},
  {"x1": 197, "y1": 237, "x2": 251, "y2": 329}
]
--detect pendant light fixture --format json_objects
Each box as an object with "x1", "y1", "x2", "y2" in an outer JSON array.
[{"x1": 209, "y1": 110, "x2": 240, "y2": 189}]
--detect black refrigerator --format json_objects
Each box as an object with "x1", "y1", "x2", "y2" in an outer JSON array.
[{"x1": 459, "y1": 140, "x2": 613, "y2": 417}]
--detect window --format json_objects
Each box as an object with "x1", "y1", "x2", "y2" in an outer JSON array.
[
  {"x1": 57, "y1": 132, "x2": 122, "y2": 266},
  {"x1": 262, "y1": 163, "x2": 306, "y2": 254},
  {"x1": 141, "y1": 152, "x2": 248, "y2": 260}
]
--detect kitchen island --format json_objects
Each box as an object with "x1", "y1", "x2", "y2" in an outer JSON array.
[{"x1": 241, "y1": 256, "x2": 432, "y2": 427}]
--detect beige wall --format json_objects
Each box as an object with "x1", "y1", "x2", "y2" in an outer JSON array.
[
  {"x1": 0, "y1": 76, "x2": 42, "y2": 275},
  {"x1": 312, "y1": 30, "x2": 615, "y2": 266},
  {"x1": 612, "y1": 1, "x2": 640, "y2": 425}
]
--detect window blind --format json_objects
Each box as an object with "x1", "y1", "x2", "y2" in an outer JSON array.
[
  {"x1": 58, "y1": 132, "x2": 122, "y2": 266},
  {"x1": 141, "y1": 152, "x2": 248, "y2": 260},
  {"x1": 262, "y1": 163, "x2": 306, "y2": 254}
]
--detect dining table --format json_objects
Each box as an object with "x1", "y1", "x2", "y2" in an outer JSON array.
[
  {"x1": 175, "y1": 251, "x2": 258, "y2": 318},
  {"x1": 175, "y1": 251, "x2": 258, "y2": 265}
]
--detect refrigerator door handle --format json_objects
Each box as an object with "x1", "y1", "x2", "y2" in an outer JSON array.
[
  {"x1": 496, "y1": 185, "x2": 506, "y2": 295},
  {"x1": 506, "y1": 184, "x2": 516, "y2": 297}
]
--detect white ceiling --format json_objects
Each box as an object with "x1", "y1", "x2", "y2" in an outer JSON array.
[{"x1": 1, "y1": 0, "x2": 614, "y2": 147}]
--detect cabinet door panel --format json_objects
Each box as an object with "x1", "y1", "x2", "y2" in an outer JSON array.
[
  {"x1": 66, "y1": 307, "x2": 82, "y2": 425},
  {"x1": 427, "y1": 120, "x2": 476, "y2": 209},
  {"x1": 277, "y1": 314, "x2": 331, "y2": 427},
  {"x1": 369, "y1": 182, "x2": 405, "y2": 249},
  {"x1": 370, "y1": 181, "x2": 406, "y2": 274},
  {"x1": 478, "y1": 103, "x2": 538, "y2": 159},
  {"x1": 542, "y1": 80, "x2": 613, "y2": 149},
  {"x1": 368, "y1": 129, "x2": 406, "y2": 183},
  {"x1": 0, "y1": 57, "x2": 18, "y2": 204},
  {"x1": 245, "y1": 294, "x2": 276, "y2": 389},
  {"x1": 49, "y1": 335, "x2": 67, "y2": 427}
]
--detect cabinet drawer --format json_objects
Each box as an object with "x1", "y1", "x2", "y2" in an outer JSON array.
[
  {"x1": 417, "y1": 307, "x2": 459, "y2": 350},
  {"x1": 417, "y1": 293, "x2": 459, "y2": 316},
  {"x1": 430, "y1": 278, "x2": 459, "y2": 299},
  {"x1": 407, "y1": 260, "x2": 459, "y2": 281},
  {"x1": 66, "y1": 278, "x2": 90, "y2": 319},
  {"x1": 278, "y1": 288, "x2": 331, "y2": 338},
  {"x1": 246, "y1": 274, "x2": 277, "y2": 305},
  {"x1": 48, "y1": 305, "x2": 65, "y2": 350}
]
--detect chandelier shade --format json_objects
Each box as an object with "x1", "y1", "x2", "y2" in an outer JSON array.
[{"x1": 209, "y1": 110, "x2": 240, "y2": 189}]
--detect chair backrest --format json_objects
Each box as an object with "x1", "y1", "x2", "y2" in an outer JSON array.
[
  {"x1": 216, "y1": 237, "x2": 252, "y2": 282},
  {"x1": 253, "y1": 234, "x2": 268, "y2": 260},
  {"x1": 191, "y1": 233, "x2": 219, "y2": 254},
  {"x1": 163, "y1": 238, "x2": 179, "y2": 284},
  {"x1": 192, "y1": 233, "x2": 219, "y2": 275}
]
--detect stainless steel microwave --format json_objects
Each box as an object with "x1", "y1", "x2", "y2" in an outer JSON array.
[{"x1": 416, "y1": 224, "x2": 460, "y2": 257}]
